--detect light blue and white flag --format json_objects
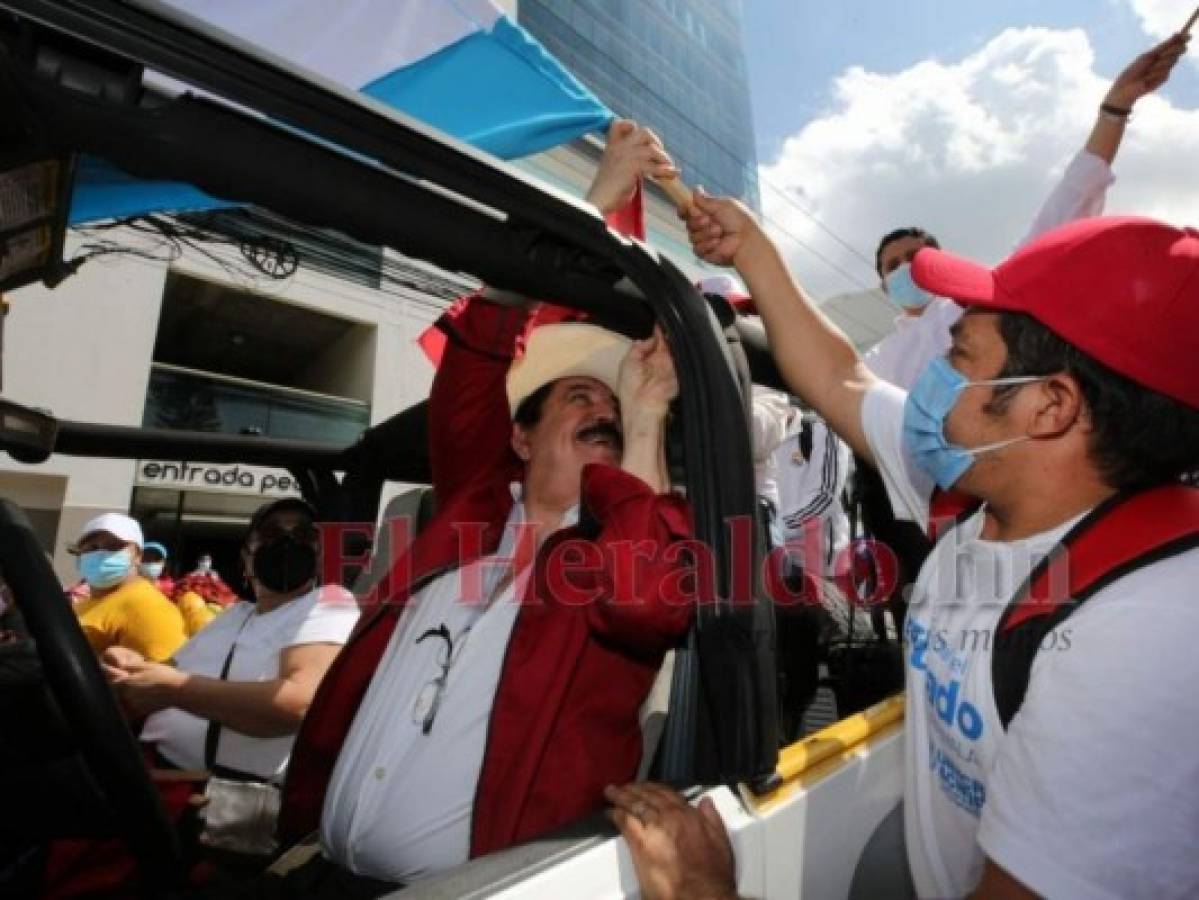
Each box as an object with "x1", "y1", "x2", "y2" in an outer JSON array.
[{"x1": 70, "y1": 0, "x2": 613, "y2": 224}]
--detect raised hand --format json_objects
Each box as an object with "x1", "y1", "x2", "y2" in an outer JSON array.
[
  {"x1": 586, "y1": 119, "x2": 678, "y2": 216},
  {"x1": 618, "y1": 326, "x2": 679, "y2": 420},
  {"x1": 684, "y1": 189, "x2": 762, "y2": 268},
  {"x1": 1105, "y1": 32, "x2": 1190, "y2": 109}
]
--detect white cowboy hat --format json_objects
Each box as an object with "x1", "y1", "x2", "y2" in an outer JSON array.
[{"x1": 506, "y1": 323, "x2": 631, "y2": 416}]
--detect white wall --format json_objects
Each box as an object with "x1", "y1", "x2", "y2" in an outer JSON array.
[{"x1": 1, "y1": 233, "x2": 170, "y2": 576}]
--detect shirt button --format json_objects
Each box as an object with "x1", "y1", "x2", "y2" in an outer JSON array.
[{"x1": 374, "y1": 766, "x2": 386, "y2": 781}]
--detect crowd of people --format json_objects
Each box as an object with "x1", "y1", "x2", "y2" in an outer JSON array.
[
  {"x1": 34, "y1": 501, "x2": 361, "y2": 893},
  {"x1": 4, "y1": 24, "x2": 1196, "y2": 900}
]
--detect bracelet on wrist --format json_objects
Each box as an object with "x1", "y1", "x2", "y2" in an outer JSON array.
[{"x1": 1099, "y1": 101, "x2": 1131, "y2": 122}]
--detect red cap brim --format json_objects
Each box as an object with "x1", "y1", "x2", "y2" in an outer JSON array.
[{"x1": 911, "y1": 246, "x2": 1000, "y2": 308}]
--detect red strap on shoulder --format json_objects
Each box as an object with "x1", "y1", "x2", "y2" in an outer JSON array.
[
  {"x1": 928, "y1": 487, "x2": 979, "y2": 541},
  {"x1": 1002, "y1": 484, "x2": 1199, "y2": 632}
]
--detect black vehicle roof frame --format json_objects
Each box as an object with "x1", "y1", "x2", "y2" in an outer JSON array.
[{"x1": 0, "y1": 0, "x2": 621, "y2": 254}]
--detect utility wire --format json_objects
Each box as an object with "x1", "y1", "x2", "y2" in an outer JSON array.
[{"x1": 71, "y1": 210, "x2": 472, "y2": 316}]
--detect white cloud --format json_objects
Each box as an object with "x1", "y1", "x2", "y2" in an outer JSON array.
[
  {"x1": 759, "y1": 26, "x2": 1199, "y2": 311},
  {"x1": 1124, "y1": 0, "x2": 1196, "y2": 40}
]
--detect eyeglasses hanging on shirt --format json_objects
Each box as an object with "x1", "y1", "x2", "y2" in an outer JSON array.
[{"x1": 410, "y1": 561, "x2": 519, "y2": 735}]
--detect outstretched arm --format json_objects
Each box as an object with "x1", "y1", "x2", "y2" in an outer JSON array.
[
  {"x1": 685, "y1": 192, "x2": 878, "y2": 465},
  {"x1": 104, "y1": 642, "x2": 344, "y2": 737},
  {"x1": 428, "y1": 295, "x2": 530, "y2": 505},
  {"x1": 1022, "y1": 32, "x2": 1190, "y2": 244},
  {"x1": 1088, "y1": 32, "x2": 1189, "y2": 165}
]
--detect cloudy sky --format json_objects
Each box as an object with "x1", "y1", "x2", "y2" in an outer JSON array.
[{"x1": 742, "y1": 0, "x2": 1199, "y2": 302}]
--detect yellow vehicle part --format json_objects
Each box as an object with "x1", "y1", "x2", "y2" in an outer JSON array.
[{"x1": 751, "y1": 694, "x2": 905, "y2": 814}]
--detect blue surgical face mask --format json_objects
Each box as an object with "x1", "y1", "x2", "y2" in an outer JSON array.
[
  {"x1": 884, "y1": 263, "x2": 934, "y2": 312},
  {"x1": 139, "y1": 561, "x2": 165, "y2": 579},
  {"x1": 77, "y1": 548, "x2": 135, "y2": 590},
  {"x1": 903, "y1": 357, "x2": 1044, "y2": 490}
]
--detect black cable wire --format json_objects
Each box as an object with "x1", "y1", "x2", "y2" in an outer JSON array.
[{"x1": 69, "y1": 209, "x2": 473, "y2": 314}]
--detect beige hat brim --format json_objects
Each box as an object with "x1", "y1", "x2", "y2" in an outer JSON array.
[{"x1": 506, "y1": 323, "x2": 631, "y2": 416}]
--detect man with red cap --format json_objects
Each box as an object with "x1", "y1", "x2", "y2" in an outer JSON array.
[{"x1": 604, "y1": 203, "x2": 1199, "y2": 899}]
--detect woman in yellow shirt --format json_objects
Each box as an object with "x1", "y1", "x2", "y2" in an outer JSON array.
[{"x1": 69, "y1": 513, "x2": 186, "y2": 662}]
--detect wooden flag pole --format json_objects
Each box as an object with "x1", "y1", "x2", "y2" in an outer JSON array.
[
  {"x1": 1183, "y1": 5, "x2": 1199, "y2": 35},
  {"x1": 652, "y1": 175, "x2": 695, "y2": 214}
]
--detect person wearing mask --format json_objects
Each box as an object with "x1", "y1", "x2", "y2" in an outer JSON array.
[
  {"x1": 610, "y1": 173, "x2": 1199, "y2": 894},
  {"x1": 865, "y1": 31, "x2": 1189, "y2": 390},
  {"x1": 102, "y1": 497, "x2": 360, "y2": 861},
  {"x1": 852, "y1": 31, "x2": 1193, "y2": 661},
  {"x1": 191, "y1": 552, "x2": 216, "y2": 578},
  {"x1": 138, "y1": 541, "x2": 175, "y2": 594},
  {"x1": 70, "y1": 513, "x2": 186, "y2": 662}
]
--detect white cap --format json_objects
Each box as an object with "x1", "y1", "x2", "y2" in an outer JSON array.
[
  {"x1": 506, "y1": 323, "x2": 631, "y2": 416},
  {"x1": 75, "y1": 513, "x2": 144, "y2": 549}
]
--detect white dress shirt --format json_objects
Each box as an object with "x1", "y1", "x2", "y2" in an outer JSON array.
[{"x1": 320, "y1": 485, "x2": 577, "y2": 883}]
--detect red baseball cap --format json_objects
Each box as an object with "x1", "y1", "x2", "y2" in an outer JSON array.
[{"x1": 912, "y1": 216, "x2": 1199, "y2": 410}]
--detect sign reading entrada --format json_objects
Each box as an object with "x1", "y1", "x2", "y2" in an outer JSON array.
[{"x1": 135, "y1": 460, "x2": 301, "y2": 496}]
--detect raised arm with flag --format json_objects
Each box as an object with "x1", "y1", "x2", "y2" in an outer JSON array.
[{"x1": 417, "y1": 119, "x2": 674, "y2": 368}]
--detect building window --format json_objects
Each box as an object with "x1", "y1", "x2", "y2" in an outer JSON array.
[{"x1": 144, "y1": 365, "x2": 369, "y2": 445}]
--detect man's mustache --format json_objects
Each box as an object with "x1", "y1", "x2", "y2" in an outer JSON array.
[{"x1": 576, "y1": 420, "x2": 623, "y2": 449}]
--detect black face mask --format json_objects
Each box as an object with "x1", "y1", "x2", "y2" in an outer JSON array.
[{"x1": 252, "y1": 536, "x2": 317, "y2": 594}]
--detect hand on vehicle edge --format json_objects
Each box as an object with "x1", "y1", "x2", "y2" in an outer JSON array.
[{"x1": 605, "y1": 782, "x2": 739, "y2": 900}]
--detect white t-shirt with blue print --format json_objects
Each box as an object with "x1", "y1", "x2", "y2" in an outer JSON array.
[{"x1": 862, "y1": 380, "x2": 1199, "y2": 900}]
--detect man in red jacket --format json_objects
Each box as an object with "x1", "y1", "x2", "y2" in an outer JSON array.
[{"x1": 267, "y1": 124, "x2": 694, "y2": 896}]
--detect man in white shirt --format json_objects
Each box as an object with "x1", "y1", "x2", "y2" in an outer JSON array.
[
  {"x1": 854, "y1": 31, "x2": 1191, "y2": 678},
  {"x1": 315, "y1": 321, "x2": 683, "y2": 884},
  {"x1": 609, "y1": 180, "x2": 1199, "y2": 895},
  {"x1": 865, "y1": 32, "x2": 1189, "y2": 390}
]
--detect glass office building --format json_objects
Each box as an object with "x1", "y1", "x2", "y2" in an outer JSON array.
[{"x1": 520, "y1": 0, "x2": 760, "y2": 211}]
